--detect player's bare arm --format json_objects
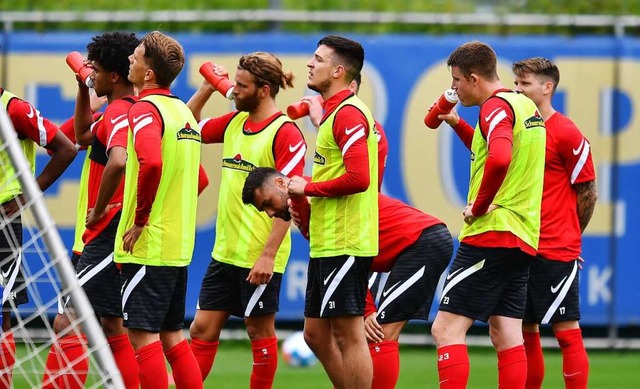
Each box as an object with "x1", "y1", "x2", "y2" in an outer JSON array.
[
  {"x1": 575, "y1": 180, "x2": 598, "y2": 233},
  {"x1": 73, "y1": 78, "x2": 95, "y2": 146}
]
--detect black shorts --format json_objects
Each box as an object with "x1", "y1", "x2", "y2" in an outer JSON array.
[
  {"x1": 524, "y1": 256, "x2": 581, "y2": 325},
  {"x1": 305, "y1": 255, "x2": 372, "y2": 318},
  {"x1": 369, "y1": 224, "x2": 452, "y2": 323},
  {"x1": 438, "y1": 243, "x2": 532, "y2": 323},
  {"x1": 197, "y1": 258, "x2": 282, "y2": 318},
  {"x1": 120, "y1": 263, "x2": 188, "y2": 332},
  {"x1": 74, "y1": 213, "x2": 122, "y2": 318},
  {"x1": 0, "y1": 212, "x2": 28, "y2": 307}
]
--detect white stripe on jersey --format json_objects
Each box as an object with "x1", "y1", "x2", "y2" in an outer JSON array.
[
  {"x1": 198, "y1": 117, "x2": 212, "y2": 128},
  {"x1": 571, "y1": 140, "x2": 590, "y2": 184},
  {"x1": 106, "y1": 119, "x2": 130, "y2": 151},
  {"x1": 341, "y1": 127, "x2": 366, "y2": 156},
  {"x1": 132, "y1": 117, "x2": 153, "y2": 138},
  {"x1": 486, "y1": 109, "x2": 508, "y2": 144},
  {"x1": 280, "y1": 144, "x2": 306, "y2": 176},
  {"x1": 36, "y1": 110, "x2": 47, "y2": 146}
]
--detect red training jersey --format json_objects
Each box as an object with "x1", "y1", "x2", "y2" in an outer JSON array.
[
  {"x1": 538, "y1": 112, "x2": 595, "y2": 261},
  {"x1": 305, "y1": 90, "x2": 372, "y2": 197},
  {"x1": 2, "y1": 88, "x2": 57, "y2": 148},
  {"x1": 82, "y1": 97, "x2": 136, "y2": 244},
  {"x1": 453, "y1": 90, "x2": 537, "y2": 256},
  {"x1": 199, "y1": 110, "x2": 306, "y2": 177}
]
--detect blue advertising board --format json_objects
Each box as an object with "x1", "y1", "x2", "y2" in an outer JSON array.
[{"x1": 2, "y1": 32, "x2": 639, "y2": 325}]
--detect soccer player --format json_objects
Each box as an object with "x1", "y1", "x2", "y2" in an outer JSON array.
[
  {"x1": 41, "y1": 31, "x2": 141, "y2": 389},
  {"x1": 0, "y1": 87, "x2": 76, "y2": 388},
  {"x1": 186, "y1": 52, "x2": 305, "y2": 387},
  {"x1": 513, "y1": 57, "x2": 597, "y2": 389},
  {"x1": 115, "y1": 31, "x2": 203, "y2": 389},
  {"x1": 302, "y1": 72, "x2": 388, "y2": 190},
  {"x1": 286, "y1": 35, "x2": 379, "y2": 388},
  {"x1": 431, "y1": 41, "x2": 546, "y2": 388},
  {"x1": 242, "y1": 167, "x2": 453, "y2": 389}
]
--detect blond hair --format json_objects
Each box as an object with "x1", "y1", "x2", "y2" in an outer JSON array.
[
  {"x1": 238, "y1": 52, "x2": 294, "y2": 98},
  {"x1": 141, "y1": 31, "x2": 185, "y2": 87}
]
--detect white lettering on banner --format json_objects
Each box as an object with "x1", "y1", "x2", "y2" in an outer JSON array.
[
  {"x1": 588, "y1": 265, "x2": 612, "y2": 306},
  {"x1": 286, "y1": 260, "x2": 308, "y2": 301}
]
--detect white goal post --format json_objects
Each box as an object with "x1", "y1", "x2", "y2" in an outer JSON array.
[{"x1": 0, "y1": 104, "x2": 124, "y2": 388}]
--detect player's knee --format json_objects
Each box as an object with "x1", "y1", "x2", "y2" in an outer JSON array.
[
  {"x1": 52, "y1": 313, "x2": 72, "y2": 334},
  {"x1": 189, "y1": 317, "x2": 218, "y2": 341},
  {"x1": 303, "y1": 328, "x2": 322, "y2": 352},
  {"x1": 100, "y1": 317, "x2": 125, "y2": 338}
]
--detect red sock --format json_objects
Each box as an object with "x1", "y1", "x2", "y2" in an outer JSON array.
[
  {"x1": 165, "y1": 339, "x2": 203, "y2": 389},
  {"x1": 108, "y1": 334, "x2": 139, "y2": 389},
  {"x1": 497, "y1": 345, "x2": 527, "y2": 389},
  {"x1": 523, "y1": 331, "x2": 544, "y2": 389},
  {"x1": 0, "y1": 332, "x2": 16, "y2": 389},
  {"x1": 369, "y1": 341, "x2": 400, "y2": 389},
  {"x1": 42, "y1": 334, "x2": 89, "y2": 389},
  {"x1": 136, "y1": 341, "x2": 168, "y2": 389},
  {"x1": 190, "y1": 337, "x2": 219, "y2": 381},
  {"x1": 556, "y1": 328, "x2": 589, "y2": 389},
  {"x1": 250, "y1": 337, "x2": 278, "y2": 389},
  {"x1": 436, "y1": 344, "x2": 469, "y2": 388}
]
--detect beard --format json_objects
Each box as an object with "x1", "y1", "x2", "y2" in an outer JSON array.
[
  {"x1": 307, "y1": 78, "x2": 331, "y2": 94},
  {"x1": 235, "y1": 90, "x2": 260, "y2": 112},
  {"x1": 277, "y1": 210, "x2": 292, "y2": 221}
]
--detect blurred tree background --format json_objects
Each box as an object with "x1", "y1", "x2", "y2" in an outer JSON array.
[{"x1": 2, "y1": 0, "x2": 640, "y2": 35}]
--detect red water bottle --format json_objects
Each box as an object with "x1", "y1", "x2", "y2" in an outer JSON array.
[
  {"x1": 287, "y1": 95, "x2": 323, "y2": 120},
  {"x1": 199, "y1": 62, "x2": 235, "y2": 100},
  {"x1": 66, "y1": 51, "x2": 94, "y2": 88},
  {"x1": 424, "y1": 89, "x2": 458, "y2": 129}
]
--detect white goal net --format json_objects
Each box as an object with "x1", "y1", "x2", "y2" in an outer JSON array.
[{"x1": 0, "y1": 105, "x2": 124, "y2": 388}]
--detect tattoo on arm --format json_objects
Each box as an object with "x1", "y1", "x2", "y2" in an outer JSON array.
[{"x1": 575, "y1": 180, "x2": 598, "y2": 233}]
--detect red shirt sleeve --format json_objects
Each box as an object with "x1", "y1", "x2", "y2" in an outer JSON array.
[
  {"x1": 7, "y1": 97, "x2": 58, "y2": 146},
  {"x1": 128, "y1": 101, "x2": 163, "y2": 227},
  {"x1": 198, "y1": 165, "x2": 209, "y2": 195},
  {"x1": 452, "y1": 118, "x2": 475, "y2": 150},
  {"x1": 364, "y1": 289, "x2": 377, "y2": 317},
  {"x1": 289, "y1": 195, "x2": 311, "y2": 240},
  {"x1": 375, "y1": 121, "x2": 388, "y2": 190},
  {"x1": 471, "y1": 97, "x2": 514, "y2": 216},
  {"x1": 273, "y1": 122, "x2": 306, "y2": 177},
  {"x1": 555, "y1": 116, "x2": 596, "y2": 185},
  {"x1": 305, "y1": 105, "x2": 371, "y2": 197},
  {"x1": 104, "y1": 99, "x2": 134, "y2": 152},
  {"x1": 200, "y1": 112, "x2": 236, "y2": 144}
]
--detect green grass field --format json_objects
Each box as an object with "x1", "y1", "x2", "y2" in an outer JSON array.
[
  {"x1": 201, "y1": 342, "x2": 639, "y2": 389},
  {"x1": 10, "y1": 341, "x2": 639, "y2": 388}
]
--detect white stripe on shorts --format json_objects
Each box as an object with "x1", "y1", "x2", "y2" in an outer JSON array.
[
  {"x1": 245, "y1": 284, "x2": 268, "y2": 317},
  {"x1": 320, "y1": 256, "x2": 355, "y2": 317},
  {"x1": 440, "y1": 259, "x2": 486, "y2": 302},
  {"x1": 2, "y1": 249, "x2": 22, "y2": 305},
  {"x1": 377, "y1": 266, "x2": 425, "y2": 315},
  {"x1": 121, "y1": 266, "x2": 146, "y2": 312},
  {"x1": 541, "y1": 261, "x2": 578, "y2": 324}
]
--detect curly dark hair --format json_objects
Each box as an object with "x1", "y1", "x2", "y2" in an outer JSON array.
[
  {"x1": 242, "y1": 167, "x2": 283, "y2": 206},
  {"x1": 87, "y1": 31, "x2": 139, "y2": 84}
]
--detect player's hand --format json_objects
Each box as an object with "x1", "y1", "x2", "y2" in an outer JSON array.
[
  {"x1": 287, "y1": 176, "x2": 307, "y2": 197},
  {"x1": 462, "y1": 202, "x2": 477, "y2": 225},
  {"x1": 438, "y1": 108, "x2": 460, "y2": 127},
  {"x1": 247, "y1": 254, "x2": 274, "y2": 285},
  {"x1": 577, "y1": 256, "x2": 585, "y2": 270},
  {"x1": 89, "y1": 90, "x2": 108, "y2": 113},
  {"x1": 303, "y1": 96, "x2": 324, "y2": 127},
  {"x1": 1, "y1": 195, "x2": 25, "y2": 217},
  {"x1": 85, "y1": 203, "x2": 120, "y2": 228},
  {"x1": 122, "y1": 224, "x2": 144, "y2": 253},
  {"x1": 364, "y1": 313, "x2": 384, "y2": 343},
  {"x1": 213, "y1": 64, "x2": 229, "y2": 79}
]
